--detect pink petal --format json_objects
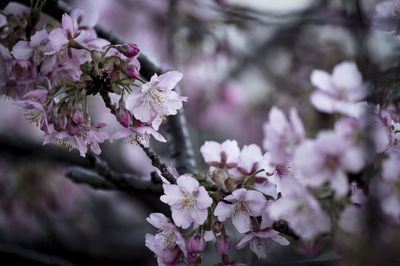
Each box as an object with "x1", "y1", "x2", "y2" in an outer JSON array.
[
  {"x1": 310, "y1": 69, "x2": 334, "y2": 93},
  {"x1": 48, "y1": 28, "x2": 68, "y2": 52},
  {"x1": 214, "y1": 202, "x2": 234, "y2": 222},
  {"x1": 232, "y1": 209, "x2": 251, "y2": 233},
  {"x1": 177, "y1": 174, "x2": 199, "y2": 194},
  {"x1": 157, "y1": 71, "x2": 183, "y2": 91},
  {"x1": 160, "y1": 184, "x2": 182, "y2": 205},
  {"x1": 332, "y1": 61, "x2": 363, "y2": 92},
  {"x1": 200, "y1": 141, "x2": 221, "y2": 163},
  {"x1": 190, "y1": 208, "x2": 208, "y2": 225},
  {"x1": 109, "y1": 128, "x2": 133, "y2": 143},
  {"x1": 171, "y1": 207, "x2": 191, "y2": 229},
  {"x1": 245, "y1": 190, "x2": 267, "y2": 217},
  {"x1": 146, "y1": 213, "x2": 170, "y2": 230},
  {"x1": 30, "y1": 29, "x2": 48, "y2": 47},
  {"x1": 330, "y1": 169, "x2": 349, "y2": 197},
  {"x1": 236, "y1": 233, "x2": 254, "y2": 249},
  {"x1": 310, "y1": 91, "x2": 335, "y2": 113},
  {"x1": 196, "y1": 186, "x2": 212, "y2": 209},
  {"x1": 12, "y1": 41, "x2": 33, "y2": 60}
]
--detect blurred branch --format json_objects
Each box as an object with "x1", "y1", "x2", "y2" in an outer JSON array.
[
  {"x1": 0, "y1": 133, "x2": 87, "y2": 166},
  {"x1": 5, "y1": 0, "x2": 197, "y2": 175},
  {"x1": 0, "y1": 242, "x2": 77, "y2": 266},
  {"x1": 66, "y1": 166, "x2": 163, "y2": 195}
]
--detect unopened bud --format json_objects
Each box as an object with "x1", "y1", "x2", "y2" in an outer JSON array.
[
  {"x1": 187, "y1": 235, "x2": 206, "y2": 253},
  {"x1": 216, "y1": 235, "x2": 231, "y2": 255},
  {"x1": 119, "y1": 43, "x2": 140, "y2": 57}
]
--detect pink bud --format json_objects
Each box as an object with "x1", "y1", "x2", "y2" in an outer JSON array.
[
  {"x1": 123, "y1": 43, "x2": 140, "y2": 57},
  {"x1": 117, "y1": 108, "x2": 131, "y2": 128},
  {"x1": 216, "y1": 235, "x2": 231, "y2": 255},
  {"x1": 126, "y1": 65, "x2": 139, "y2": 79},
  {"x1": 187, "y1": 235, "x2": 205, "y2": 253},
  {"x1": 72, "y1": 109, "x2": 84, "y2": 125}
]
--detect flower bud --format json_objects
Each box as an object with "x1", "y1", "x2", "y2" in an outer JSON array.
[
  {"x1": 72, "y1": 109, "x2": 85, "y2": 125},
  {"x1": 120, "y1": 43, "x2": 140, "y2": 57},
  {"x1": 126, "y1": 65, "x2": 139, "y2": 79},
  {"x1": 216, "y1": 235, "x2": 231, "y2": 255},
  {"x1": 116, "y1": 108, "x2": 131, "y2": 128},
  {"x1": 187, "y1": 235, "x2": 206, "y2": 253},
  {"x1": 91, "y1": 50, "x2": 102, "y2": 62},
  {"x1": 212, "y1": 169, "x2": 229, "y2": 190}
]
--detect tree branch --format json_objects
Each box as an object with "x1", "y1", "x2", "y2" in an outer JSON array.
[{"x1": 66, "y1": 166, "x2": 163, "y2": 195}]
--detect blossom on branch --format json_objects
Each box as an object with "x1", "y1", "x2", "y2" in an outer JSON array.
[{"x1": 160, "y1": 174, "x2": 212, "y2": 229}]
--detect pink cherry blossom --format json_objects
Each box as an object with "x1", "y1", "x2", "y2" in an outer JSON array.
[
  {"x1": 236, "y1": 228, "x2": 289, "y2": 259},
  {"x1": 145, "y1": 213, "x2": 186, "y2": 266},
  {"x1": 294, "y1": 131, "x2": 364, "y2": 197},
  {"x1": 160, "y1": 174, "x2": 212, "y2": 229},
  {"x1": 125, "y1": 71, "x2": 187, "y2": 130},
  {"x1": 262, "y1": 107, "x2": 305, "y2": 165},
  {"x1": 268, "y1": 186, "x2": 331, "y2": 240},
  {"x1": 43, "y1": 124, "x2": 109, "y2": 157},
  {"x1": 48, "y1": 9, "x2": 107, "y2": 53},
  {"x1": 214, "y1": 188, "x2": 266, "y2": 233},
  {"x1": 15, "y1": 89, "x2": 50, "y2": 132},
  {"x1": 109, "y1": 125, "x2": 166, "y2": 147},
  {"x1": 200, "y1": 139, "x2": 240, "y2": 168},
  {"x1": 310, "y1": 61, "x2": 366, "y2": 116}
]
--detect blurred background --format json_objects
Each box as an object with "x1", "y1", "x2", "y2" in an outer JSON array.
[{"x1": 1, "y1": 0, "x2": 399, "y2": 265}]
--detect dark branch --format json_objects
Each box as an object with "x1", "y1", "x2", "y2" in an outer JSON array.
[
  {"x1": 84, "y1": 151, "x2": 163, "y2": 193},
  {"x1": 66, "y1": 166, "x2": 163, "y2": 195},
  {"x1": 137, "y1": 143, "x2": 176, "y2": 184}
]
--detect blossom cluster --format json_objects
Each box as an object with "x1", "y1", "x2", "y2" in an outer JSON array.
[
  {"x1": 144, "y1": 60, "x2": 400, "y2": 265},
  {"x1": 0, "y1": 4, "x2": 186, "y2": 156}
]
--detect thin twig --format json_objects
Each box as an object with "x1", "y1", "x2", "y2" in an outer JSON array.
[{"x1": 137, "y1": 142, "x2": 176, "y2": 184}]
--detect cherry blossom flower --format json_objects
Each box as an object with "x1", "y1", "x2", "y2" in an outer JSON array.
[
  {"x1": 126, "y1": 71, "x2": 187, "y2": 130},
  {"x1": 43, "y1": 123, "x2": 109, "y2": 157},
  {"x1": 310, "y1": 61, "x2": 366, "y2": 116},
  {"x1": 145, "y1": 213, "x2": 186, "y2": 266},
  {"x1": 200, "y1": 139, "x2": 240, "y2": 168},
  {"x1": 236, "y1": 228, "x2": 289, "y2": 259},
  {"x1": 214, "y1": 188, "x2": 266, "y2": 233},
  {"x1": 109, "y1": 125, "x2": 166, "y2": 147},
  {"x1": 294, "y1": 131, "x2": 364, "y2": 197},
  {"x1": 12, "y1": 29, "x2": 55, "y2": 66},
  {"x1": 15, "y1": 89, "x2": 50, "y2": 132},
  {"x1": 48, "y1": 9, "x2": 106, "y2": 53},
  {"x1": 262, "y1": 107, "x2": 305, "y2": 165},
  {"x1": 268, "y1": 186, "x2": 331, "y2": 240},
  {"x1": 160, "y1": 174, "x2": 212, "y2": 229}
]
